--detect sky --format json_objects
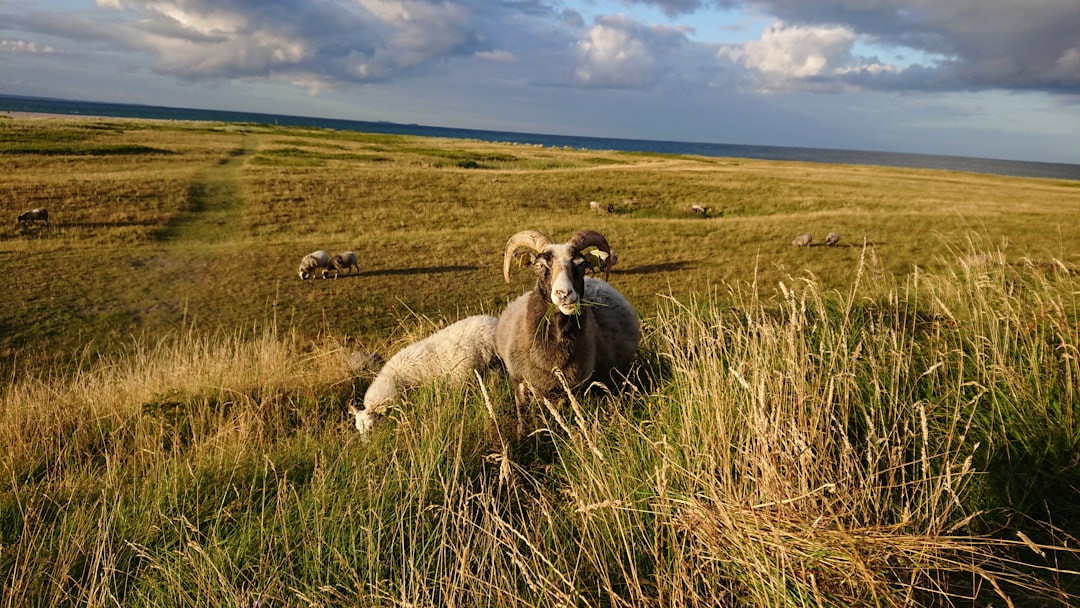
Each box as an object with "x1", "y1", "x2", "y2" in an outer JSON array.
[{"x1": 2, "y1": 1, "x2": 1079, "y2": 164}]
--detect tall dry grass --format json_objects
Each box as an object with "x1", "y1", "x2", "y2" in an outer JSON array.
[{"x1": 2, "y1": 241, "x2": 1078, "y2": 607}]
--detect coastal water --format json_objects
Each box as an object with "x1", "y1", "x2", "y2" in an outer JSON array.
[{"x1": 3, "y1": 94, "x2": 1078, "y2": 180}]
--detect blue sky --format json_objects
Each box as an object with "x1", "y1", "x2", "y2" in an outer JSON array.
[{"x1": 2, "y1": 0, "x2": 1078, "y2": 164}]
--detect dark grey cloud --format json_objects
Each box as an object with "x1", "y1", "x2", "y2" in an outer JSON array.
[
  {"x1": 8, "y1": 0, "x2": 514, "y2": 89},
  {"x1": 765, "y1": 0, "x2": 1079, "y2": 91},
  {"x1": 626, "y1": 0, "x2": 1079, "y2": 94},
  {"x1": 622, "y1": 0, "x2": 715, "y2": 17}
]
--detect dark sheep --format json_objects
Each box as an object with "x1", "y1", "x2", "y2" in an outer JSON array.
[
  {"x1": 322, "y1": 251, "x2": 360, "y2": 278},
  {"x1": 496, "y1": 229, "x2": 640, "y2": 407},
  {"x1": 17, "y1": 208, "x2": 49, "y2": 226}
]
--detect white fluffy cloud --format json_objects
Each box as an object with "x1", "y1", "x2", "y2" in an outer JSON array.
[
  {"x1": 574, "y1": 15, "x2": 679, "y2": 88},
  {"x1": 719, "y1": 22, "x2": 897, "y2": 92}
]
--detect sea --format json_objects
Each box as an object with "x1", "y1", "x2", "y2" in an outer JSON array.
[{"x1": 3, "y1": 94, "x2": 1079, "y2": 181}]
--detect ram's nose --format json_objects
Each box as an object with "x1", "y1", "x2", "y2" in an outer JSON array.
[{"x1": 552, "y1": 288, "x2": 577, "y2": 304}]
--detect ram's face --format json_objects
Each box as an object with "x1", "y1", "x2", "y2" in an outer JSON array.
[{"x1": 534, "y1": 244, "x2": 588, "y2": 315}]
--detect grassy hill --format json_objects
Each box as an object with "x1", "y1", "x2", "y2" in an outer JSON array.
[{"x1": 2, "y1": 116, "x2": 1079, "y2": 606}]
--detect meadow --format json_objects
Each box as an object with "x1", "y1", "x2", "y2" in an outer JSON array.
[{"x1": 1, "y1": 115, "x2": 1079, "y2": 606}]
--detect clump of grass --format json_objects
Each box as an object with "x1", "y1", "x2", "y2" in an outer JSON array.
[
  {"x1": 0, "y1": 143, "x2": 172, "y2": 156},
  {"x1": 606, "y1": 242, "x2": 1079, "y2": 605}
]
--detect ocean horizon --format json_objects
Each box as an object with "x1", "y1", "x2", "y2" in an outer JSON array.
[{"x1": 3, "y1": 94, "x2": 1078, "y2": 181}]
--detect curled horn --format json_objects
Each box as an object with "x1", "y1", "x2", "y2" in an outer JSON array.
[
  {"x1": 566, "y1": 229, "x2": 613, "y2": 279},
  {"x1": 503, "y1": 230, "x2": 552, "y2": 283}
]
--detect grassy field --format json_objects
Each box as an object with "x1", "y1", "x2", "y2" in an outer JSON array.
[{"x1": 2, "y1": 116, "x2": 1079, "y2": 606}]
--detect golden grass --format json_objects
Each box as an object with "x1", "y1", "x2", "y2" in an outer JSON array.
[{"x1": 1, "y1": 117, "x2": 1079, "y2": 606}]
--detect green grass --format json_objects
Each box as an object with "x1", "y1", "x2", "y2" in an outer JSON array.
[{"x1": 1, "y1": 117, "x2": 1079, "y2": 606}]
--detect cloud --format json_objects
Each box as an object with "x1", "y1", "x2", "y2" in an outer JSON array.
[
  {"x1": 574, "y1": 14, "x2": 687, "y2": 88},
  {"x1": 38, "y1": 0, "x2": 491, "y2": 87},
  {"x1": 0, "y1": 38, "x2": 59, "y2": 55},
  {"x1": 475, "y1": 49, "x2": 516, "y2": 63},
  {"x1": 3, "y1": 0, "x2": 1077, "y2": 101},
  {"x1": 737, "y1": 0, "x2": 1080, "y2": 93},
  {"x1": 624, "y1": 0, "x2": 1079, "y2": 94},
  {"x1": 718, "y1": 21, "x2": 910, "y2": 93},
  {"x1": 622, "y1": 0, "x2": 714, "y2": 17},
  {"x1": 719, "y1": 22, "x2": 871, "y2": 92}
]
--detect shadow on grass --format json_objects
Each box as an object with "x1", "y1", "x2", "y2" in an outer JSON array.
[
  {"x1": 347, "y1": 265, "x2": 480, "y2": 277},
  {"x1": 64, "y1": 220, "x2": 161, "y2": 229},
  {"x1": 619, "y1": 261, "x2": 694, "y2": 274},
  {"x1": 804, "y1": 242, "x2": 880, "y2": 248}
]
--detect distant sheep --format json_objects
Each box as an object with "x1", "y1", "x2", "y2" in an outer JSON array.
[
  {"x1": 683, "y1": 204, "x2": 708, "y2": 216},
  {"x1": 17, "y1": 208, "x2": 49, "y2": 226},
  {"x1": 791, "y1": 233, "x2": 813, "y2": 247},
  {"x1": 349, "y1": 314, "x2": 500, "y2": 435},
  {"x1": 589, "y1": 200, "x2": 614, "y2": 213},
  {"x1": 322, "y1": 251, "x2": 359, "y2": 278},
  {"x1": 298, "y1": 250, "x2": 330, "y2": 280},
  {"x1": 825, "y1": 232, "x2": 840, "y2": 247}
]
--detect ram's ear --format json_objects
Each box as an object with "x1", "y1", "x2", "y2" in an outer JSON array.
[
  {"x1": 581, "y1": 247, "x2": 607, "y2": 272},
  {"x1": 513, "y1": 250, "x2": 536, "y2": 269}
]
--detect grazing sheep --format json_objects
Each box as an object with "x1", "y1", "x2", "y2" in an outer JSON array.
[
  {"x1": 589, "y1": 200, "x2": 614, "y2": 213},
  {"x1": 684, "y1": 204, "x2": 708, "y2": 215},
  {"x1": 791, "y1": 233, "x2": 813, "y2": 247},
  {"x1": 825, "y1": 232, "x2": 840, "y2": 247},
  {"x1": 349, "y1": 314, "x2": 500, "y2": 434},
  {"x1": 298, "y1": 250, "x2": 330, "y2": 280},
  {"x1": 496, "y1": 229, "x2": 640, "y2": 407},
  {"x1": 322, "y1": 251, "x2": 359, "y2": 278},
  {"x1": 17, "y1": 208, "x2": 49, "y2": 226}
]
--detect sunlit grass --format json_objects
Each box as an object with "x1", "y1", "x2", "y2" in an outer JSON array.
[
  {"x1": 3, "y1": 118, "x2": 1078, "y2": 376},
  {"x1": 1, "y1": 117, "x2": 1079, "y2": 606},
  {"x1": 2, "y1": 242, "x2": 1078, "y2": 606}
]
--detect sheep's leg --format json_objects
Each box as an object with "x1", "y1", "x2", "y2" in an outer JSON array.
[{"x1": 513, "y1": 380, "x2": 529, "y2": 439}]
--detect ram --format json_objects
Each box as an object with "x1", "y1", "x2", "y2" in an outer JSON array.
[
  {"x1": 496, "y1": 229, "x2": 640, "y2": 407},
  {"x1": 297, "y1": 250, "x2": 330, "y2": 280},
  {"x1": 17, "y1": 208, "x2": 49, "y2": 226},
  {"x1": 349, "y1": 314, "x2": 500, "y2": 434},
  {"x1": 322, "y1": 251, "x2": 360, "y2": 278}
]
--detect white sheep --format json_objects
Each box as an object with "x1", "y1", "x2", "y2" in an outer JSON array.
[
  {"x1": 791, "y1": 233, "x2": 813, "y2": 247},
  {"x1": 349, "y1": 314, "x2": 500, "y2": 434},
  {"x1": 825, "y1": 232, "x2": 841, "y2": 247},
  {"x1": 298, "y1": 250, "x2": 330, "y2": 280},
  {"x1": 496, "y1": 229, "x2": 640, "y2": 407},
  {"x1": 322, "y1": 251, "x2": 359, "y2": 278}
]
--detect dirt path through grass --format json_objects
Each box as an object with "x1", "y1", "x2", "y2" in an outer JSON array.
[{"x1": 158, "y1": 134, "x2": 259, "y2": 244}]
